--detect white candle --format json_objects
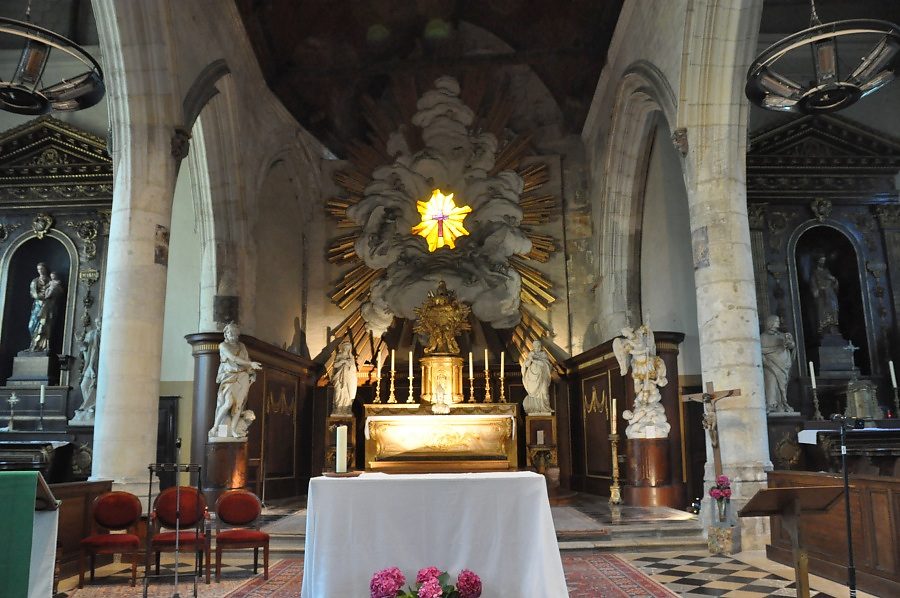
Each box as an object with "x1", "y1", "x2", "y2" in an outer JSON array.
[
  {"x1": 537, "y1": 430, "x2": 545, "y2": 445},
  {"x1": 335, "y1": 426, "x2": 347, "y2": 473},
  {"x1": 890, "y1": 360, "x2": 897, "y2": 389},
  {"x1": 391, "y1": 349, "x2": 395, "y2": 372},
  {"x1": 500, "y1": 352, "x2": 505, "y2": 378},
  {"x1": 377, "y1": 354, "x2": 382, "y2": 380},
  {"x1": 484, "y1": 349, "x2": 489, "y2": 368},
  {"x1": 408, "y1": 351, "x2": 413, "y2": 378},
  {"x1": 809, "y1": 361, "x2": 817, "y2": 389},
  {"x1": 468, "y1": 352, "x2": 474, "y2": 378},
  {"x1": 39, "y1": 384, "x2": 45, "y2": 405},
  {"x1": 611, "y1": 398, "x2": 617, "y2": 434}
]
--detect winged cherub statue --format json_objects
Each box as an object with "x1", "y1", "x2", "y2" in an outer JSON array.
[{"x1": 612, "y1": 323, "x2": 671, "y2": 439}]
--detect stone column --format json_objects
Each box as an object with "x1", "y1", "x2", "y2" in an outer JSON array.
[
  {"x1": 681, "y1": 0, "x2": 770, "y2": 550},
  {"x1": 89, "y1": 0, "x2": 181, "y2": 501}
]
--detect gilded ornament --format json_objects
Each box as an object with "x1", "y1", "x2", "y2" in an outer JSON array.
[
  {"x1": 413, "y1": 281, "x2": 471, "y2": 355},
  {"x1": 809, "y1": 197, "x2": 832, "y2": 222},
  {"x1": 32, "y1": 213, "x2": 53, "y2": 239},
  {"x1": 411, "y1": 189, "x2": 472, "y2": 251}
]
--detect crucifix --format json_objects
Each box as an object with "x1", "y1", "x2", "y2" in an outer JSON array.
[{"x1": 682, "y1": 381, "x2": 741, "y2": 478}]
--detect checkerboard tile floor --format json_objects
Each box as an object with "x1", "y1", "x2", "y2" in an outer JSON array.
[{"x1": 628, "y1": 554, "x2": 836, "y2": 597}]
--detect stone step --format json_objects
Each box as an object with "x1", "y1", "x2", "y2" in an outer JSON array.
[{"x1": 559, "y1": 535, "x2": 710, "y2": 552}]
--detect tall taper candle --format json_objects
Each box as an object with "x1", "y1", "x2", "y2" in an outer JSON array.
[
  {"x1": 39, "y1": 384, "x2": 45, "y2": 405},
  {"x1": 611, "y1": 397, "x2": 617, "y2": 434},
  {"x1": 391, "y1": 349, "x2": 395, "y2": 372},
  {"x1": 484, "y1": 348, "x2": 489, "y2": 368},
  {"x1": 469, "y1": 352, "x2": 474, "y2": 379},
  {"x1": 890, "y1": 360, "x2": 897, "y2": 389},
  {"x1": 408, "y1": 351, "x2": 413, "y2": 378},
  {"x1": 335, "y1": 426, "x2": 347, "y2": 473},
  {"x1": 808, "y1": 361, "x2": 817, "y2": 389},
  {"x1": 500, "y1": 352, "x2": 505, "y2": 378},
  {"x1": 377, "y1": 354, "x2": 382, "y2": 380}
]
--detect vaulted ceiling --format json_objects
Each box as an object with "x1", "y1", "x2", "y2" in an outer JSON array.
[{"x1": 235, "y1": 0, "x2": 624, "y2": 157}]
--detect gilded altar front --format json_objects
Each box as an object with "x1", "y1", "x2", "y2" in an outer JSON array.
[{"x1": 364, "y1": 403, "x2": 518, "y2": 472}]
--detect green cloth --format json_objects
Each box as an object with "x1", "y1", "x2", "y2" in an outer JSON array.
[{"x1": 0, "y1": 471, "x2": 38, "y2": 597}]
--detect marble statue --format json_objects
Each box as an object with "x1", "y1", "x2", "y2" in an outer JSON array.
[
  {"x1": 613, "y1": 324, "x2": 671, "y2": 439},
  {"x1": 521, "y1": 340, "x2": 553, "y2": 415},
  {"x1": 760, "y1": 315, "x2": 795, "y2": 413},
  {"x1": 71, "y1": 318, "x2": 101, "y2": 423},
  {"x1": 431, "y1": 371, "x2": 452, "y2": 414},
  {"x1": 27, "y1": 264, "x2": 65, "y2": 353},
  {"x1": 344, "y1": 77, "x2": 535, "y2": 336},
  {"x1": 208, "y1": 323, "x2": 262, "y2": 440},
  {"x1": 330, "y1": 340, "x2": 357, "y2": 416},
  {"x1": 810, "y1": 256, "x2": 840, "y2": 334}
]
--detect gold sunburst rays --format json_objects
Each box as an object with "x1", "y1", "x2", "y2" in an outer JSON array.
[
  {"x1": 411, "y1": 189, "x2": 472, "y2": 251},
  {"x1": 510, "y1": 306, "x2": 564, "y2": 375},
  {"x1": 324, "y1": 305, "x2": 386, "y2": 386}
]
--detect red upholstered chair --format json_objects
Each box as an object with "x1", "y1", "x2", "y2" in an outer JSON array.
[
  {"x1": 78, "y1": 491, "x2": 142, "y2": 588},
  {"x1": 214, "y1": 489, "x2": 269, "y2": 581},
  {"x1": 147, "y1": 486, "x2": 211, "y2": 584}
]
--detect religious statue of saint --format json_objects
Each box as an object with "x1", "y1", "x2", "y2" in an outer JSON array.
[
  {"x1": 27, "y1": 264, "x2": 66, "y2": 353},
  {"x1": 521, "y1": 340, "x2": 553, "y2": 415},
  {"x1": 72, "y1": 318, "x2": 102, "y2": 422},
  {"x1": 208, "y1": 323, "x2": 262, "y2": 439},
  {"x1": 809, "y1": 256, "x2": 840, "y2": 334},
  {"x1": 760, "y1": 315, "x2": 795, "y2": 413},
  {"x1": 330, "y1": 340, "x2": 357, "y2": 416},
  {"x1": 613, "y1": 323, "x2": 671, "y2": 439}
]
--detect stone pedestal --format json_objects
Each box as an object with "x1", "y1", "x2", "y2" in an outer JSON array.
[
  {"x1": 6, "y1": 353, "x2": 59, "y2": 387},
  {"x1": 325, "y1": 415, "x2": 356, "y2": 472},
  {"x1": 623, "y1": 437, "x2": 683, "y2": 507},
  {"x1": 203, "y1": 439, "x2": 248, "y2": 506},
  {"x1": 525, "y1": 415, "x2": 558, "y2": 470}
]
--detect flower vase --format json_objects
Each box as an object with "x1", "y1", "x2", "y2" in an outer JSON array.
[{"x1": 716, "y1": 499, "x2": 727, "y2": 522}]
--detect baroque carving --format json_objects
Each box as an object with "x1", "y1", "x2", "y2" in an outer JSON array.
[
  {"x1": 747, "y1": 203, "x2": 766, "y2": 229},
  {"x1": 66, "y1": 219, "x2": 99, "y2": 260},
  {"x1": 671, "y1": 127, "x2": 688, "y2": 156},
  {"x1": 32, "y1": 213, "x2": 53, "y2": 239},
  {"x1": 171, "y1": 127, "x2": 191, "y2": 160},
  {"x1": 0, "y1": 222, "x2": 22, "y2": 242},
  {"x1": 809, "y1": 198, "x2": 832, "y2": 222},
  {"x1": 30, "y1": 148, "x2": 69, "y2": 166},
  {"x1": 874, "y1": 204, "x2": 900, "y2": 228}
]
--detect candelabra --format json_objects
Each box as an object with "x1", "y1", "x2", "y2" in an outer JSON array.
[
  {"x1": 468, "y1": 372, "x2": 476, "y2": 403},
  {"x1": 6, "y1": 393, "x2": 19, "y2": 432},
  {"x1": 811, "y1": 386, "x2": 824, "y2": 420},
  {"x1": 483, "y1": 369, "x2": 492, "y2": 403},
  {"x1": 407, "y1": 374, "x2": 415, "y2": 404},
  {"x1": 387, "y1": 369, "x2": 397, "y2": 404},
  {"x1": 609, "y1": 432, "x2": 622, "y2": 505}
]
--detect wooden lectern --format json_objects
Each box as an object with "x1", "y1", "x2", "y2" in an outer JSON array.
[{"x1": 739, "y1": 485, "x2": 845, "y2": 598}]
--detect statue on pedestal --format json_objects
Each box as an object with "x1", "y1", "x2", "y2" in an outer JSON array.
[
  {"x1": 27, "y1": 264, "x2": 65, "y2": 353},
  {"x1": 208, "y1": 323, "x2": 262, "y2": 440},
  {"x1": 613, "y1": 324, "x2": 671, "y2": 439},
  {"x1": 809, "y1": 256, "x2": 840, "y2": 335},
  {"x1": 521, "y1": 340, "x2": 553, "y2": 415},
  {"x1": 71, "y1": 318, "x2": 101, "y2": 424},
  {"x1": 330, "y1": 340, "x2": 357, "y2": 416},
  {"x1": 760, "y1": 315, "x2": 796, "y2": 414}
]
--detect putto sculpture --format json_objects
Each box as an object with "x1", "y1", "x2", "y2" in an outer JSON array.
[
  {"x1": 208, "y1": 323, "x2": 262, "y2": 440},
  {"x1": 612, "y1": 323, "x2": 671, "y2": 439}
]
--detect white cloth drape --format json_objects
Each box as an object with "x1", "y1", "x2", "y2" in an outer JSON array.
[{"x1": 301, "y1": 471, "x2": 569, "y2": 598}]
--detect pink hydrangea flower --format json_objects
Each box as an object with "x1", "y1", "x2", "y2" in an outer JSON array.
[
  {"x1": 457, "y1": 569, "x2": 483, "y2": 598},
  {"x1": 370, "y1": 567, "x2": 405, "y2": 598},
  {"x1": 416, "y1": 566, "x2": 442, "y2": 584},
  {"x1": 709, "y1": 488, "x2": 723, "y2": 500},
  {"x1": 716, "y1": 475, "x2": 730, "y2": 487},
  {"x1": 723, "y1": 488, "x2": 732, "y2": 499},
  {"x1": 417, "y1": 578, "x2": 443, "y2": 598}
]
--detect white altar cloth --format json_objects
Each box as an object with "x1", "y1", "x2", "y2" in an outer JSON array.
[{"x1": 301, "y1": 471, "x2": 568, "y2": 598}]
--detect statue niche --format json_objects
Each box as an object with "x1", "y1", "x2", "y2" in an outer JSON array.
[{"x1": 795, "y1": 227, "x2": 870, "y2": 376}]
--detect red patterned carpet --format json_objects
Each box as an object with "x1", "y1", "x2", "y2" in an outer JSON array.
[{"x1": 225, "y1": 560, "x2": 302, "y2": 597}]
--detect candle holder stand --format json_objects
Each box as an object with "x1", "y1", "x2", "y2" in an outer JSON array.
[
  {"x1": 468, "y1": 375, "x2": 476, "y2": 403},
  {"x1": 387, "y1": 370, "x2": 397, "y2": 404},
  {"x1": 6, "y1": 394, "x2": 18, "y2": 432},
  {"x1": 37, "y1": 400, "x2": 44, "y2": 431},
  {"x1": 373, "y1": 375, "x2": 382, "y2": 403},
  {"x1": 811, "y1": 386, "x2": 824, "y2": 420},
  {"x1": 498, "y1": 377, "x2": 506, "y2": 403},
  {"x1": 609, "y1": 433, "x2": 622, "y2": 505},
  {"x1": 483, "y1": 369, "x2": 492, "y2": 403},
  {"x1": 406, "y1": 375, "x2": 415, "y2": 404}
]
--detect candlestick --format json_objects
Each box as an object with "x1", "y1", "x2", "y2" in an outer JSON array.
[
  {"x1": 611, "y1": 397, "x2": 617, "y2": 435},
  {"x1": 335, "y1": 426, "x2": 347, "y2": 473},
  {"x1": 808, "y1": 360, "x2": 817, "y2": 389},
  {"x1": 39, "y1": 384, "x2": 45, "y2": 405},
  {"x1": 483, "y1": 368, "x2": 492, "y2": 403},
  {"x1": 811, "y1": 386, "x2": 824, "y2": 421},
  {"x1": 407, "y1": 351, "x2": 415, "y2": 404},
  {"x1": 388, "y1": 361, "x2": 397, "y2": 404},
  {"x1": 468, "y1": 354, "x2": 476, "y2": 403},
  {"x1": 890, "y1": 360, "x2": 897, "y2": 389},
  {"x1": 498, "y1": 376, "x2": 506, "y2": 403},
  {"x1": 609, "y1": 432, "x2": 622, "y2": 505},
  {"x1": 6, "y1": 393, "x2": 18, "y2": 432},
  {"x1": 374, "y1": 354, "x2": 382, "y2": 403}
]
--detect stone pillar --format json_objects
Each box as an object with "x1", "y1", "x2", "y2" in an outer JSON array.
[
  {"x1": 89, "y1": 1, "x2": 181, "y2": 501},
  {"x1": 681, "y1": 0, "x2": 769, "y2": 550}
]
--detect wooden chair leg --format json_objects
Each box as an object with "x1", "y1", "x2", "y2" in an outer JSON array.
[
  {"x1": 77, "y1": 549, "x2": 85, "y2": 588},
  {"x1": 205, "y1": 545, "x2": 211, "y2": 584},
  {"x1": 215, "y1": 547, "x2": 222, "y2": 582},
  {"x1": 155, "y1": 550, "x2": 161, "y2": 574},
  {"x1": 130, "y1": 552, "x2": 137, "y2": 587},
  {"x1": 89, "y1": 553, "x2": 95, "y2": 582},
  {"x1": 263, "y1": 543, "x2": 269, "y2": 580},
  {"x1": 254, "y1": 547, "x2": 259, "y2": 573}
]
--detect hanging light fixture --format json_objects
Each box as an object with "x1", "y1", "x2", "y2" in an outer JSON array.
[
  {"x1": 0, "y1": 1, "x2": 104, "y2": 115},
  {"x1": 746, "y1": 0, "x2": 900, "y2": 114}
]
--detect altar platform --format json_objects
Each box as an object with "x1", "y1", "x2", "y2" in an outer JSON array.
[{"x1": 363, "y1": 403, "x2": 518, "y2": 472}]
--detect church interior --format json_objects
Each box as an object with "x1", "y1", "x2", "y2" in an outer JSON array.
[{"x1": 0, "y1": 0, "x2": 898, "y2": 596}]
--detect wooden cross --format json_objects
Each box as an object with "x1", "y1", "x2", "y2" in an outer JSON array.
[{"x1": 681, "y1": 381, "x2": 741, "y2": 478}]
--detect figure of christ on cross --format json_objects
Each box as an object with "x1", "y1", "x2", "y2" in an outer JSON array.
[
  {"x1": 682, "y1": 381, "x2": 741, "y2": 479},
  {"x1": 411, "y1": 189, "x2": 472, "y2": 252}
]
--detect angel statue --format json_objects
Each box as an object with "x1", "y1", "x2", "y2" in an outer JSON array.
[
  {"x1": 612, "y1": 323, "x2": 671, "y2": 439},
  {"x1": 413, "y1": 281, "x2": 471, "y2": 355}
]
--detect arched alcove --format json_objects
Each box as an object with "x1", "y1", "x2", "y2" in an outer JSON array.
[
  {"x1": 794, "y1": 225, "x2": 871, "y2": 374},
  {"x1": 0, "y1": 237, "x2": 72, "y2": 382}
]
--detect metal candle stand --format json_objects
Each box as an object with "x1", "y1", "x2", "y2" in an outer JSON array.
[
  {"x1": 6, "y1": 393, "x2": 18, "y2": 431},
  {"x1": 387, "y1": 368, "x2": 396, "y2": 404},
  {"x1": 830, "y1": 414, "x2": 858, "y2": 597},
  {"x1": 811, "y1": 387, "x2": 824, "y2": 420},
  {"x1": 483, "y1": 369, "x2": 492, "y2": 403},
  {"x1": 609, "y1": 433, "x2": 622, "y2": 505},
  {"x1": 407, "y1": 374, "x2": 415, "y2": 404}
]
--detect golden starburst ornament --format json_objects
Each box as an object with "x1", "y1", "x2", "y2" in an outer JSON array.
[{"x1": 411, "y1": 189, "x2": 472, "y2": 251}]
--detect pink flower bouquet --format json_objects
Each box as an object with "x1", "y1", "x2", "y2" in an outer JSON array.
[{"x1": 370, "y1": 566, "x2": 482, "y2": 598}]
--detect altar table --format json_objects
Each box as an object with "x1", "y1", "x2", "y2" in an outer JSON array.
[{"x1": 301, "y1": 471, "x2": 569, "y2": 597}]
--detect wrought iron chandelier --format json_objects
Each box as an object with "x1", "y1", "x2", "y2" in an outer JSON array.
[
  {"x1": 0, "y1": 1, "x2": 104, "y2": 115},
  {"x1": 746, "y1": 0, "x2": 900, "y2": 114}
]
